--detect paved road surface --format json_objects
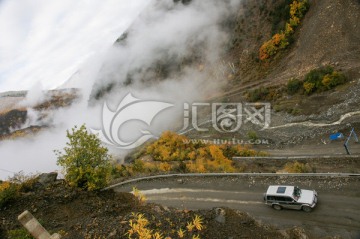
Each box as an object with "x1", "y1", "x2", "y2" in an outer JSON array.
[{"x1": 114, "y1": 175, "x2": 360, "y2": 239}]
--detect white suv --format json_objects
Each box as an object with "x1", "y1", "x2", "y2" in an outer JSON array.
[{"x1": 264, "y1": 185, "x2": 318, "y2": 212}]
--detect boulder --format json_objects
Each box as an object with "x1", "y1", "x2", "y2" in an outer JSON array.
[
  {"x1": 37, "y1": 172, "x2": 58, "y2": 186},
  {"x1": 214, "y1": 208, "x2": 226, "y2": 224}
]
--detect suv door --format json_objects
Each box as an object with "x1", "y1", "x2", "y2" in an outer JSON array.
[
  {"x1": 275, "y1": 196, "x2": 299, "y2": 209},
  {"x1": 274, "y1": 196, "x2": 289, "y2": 209},
  {"x1": 284, "y1": 197, "x2": 302, "y2": 209}
]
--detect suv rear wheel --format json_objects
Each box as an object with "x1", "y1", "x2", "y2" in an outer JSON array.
[
  {"x1": 272, "y1": 204, "x2": 282, "y2": 210},
  {"x1": 302, "y1": 206, "x2": 312, "y2": 212}
]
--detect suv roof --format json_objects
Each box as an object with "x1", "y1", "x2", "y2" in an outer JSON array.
[{"x1": 266, "y1": 185, "x2": 295, "y2": 197}]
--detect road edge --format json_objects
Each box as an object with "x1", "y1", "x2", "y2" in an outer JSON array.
[{"x1": 104, "y1": 173, "x2": 360, "y2": 190}]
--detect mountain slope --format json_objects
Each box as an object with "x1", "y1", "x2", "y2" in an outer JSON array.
[{"x1": 265, "y1": 0, "x2": 360, "y2": 84}]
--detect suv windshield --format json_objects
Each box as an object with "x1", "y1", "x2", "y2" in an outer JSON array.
[{"x1": 293, "y1": 186, "x2": 301, "y2": 198}]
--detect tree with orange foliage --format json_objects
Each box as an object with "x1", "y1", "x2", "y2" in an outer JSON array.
[
  {"x1": 259, "y1": 0, "x2": 309, "y2": 61},
  {"x1": 143, "y1": 131, "x2": 266, "y2": 173}
]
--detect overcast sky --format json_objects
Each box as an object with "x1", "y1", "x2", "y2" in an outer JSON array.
[{"x1": 0, "y1": 0, "x2": 148, "y2": 92}]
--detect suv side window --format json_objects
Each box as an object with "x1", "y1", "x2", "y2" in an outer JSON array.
[
  {"x1": 275, "y1": 196, "x2": 286, "y2": 201},
  {"x1": 266, "y1": 196, "x2": 275, "y2": 201},
  {"x1": 274, "y1": 196, "x2": 293, "y2": 202},
  {"x1": 284, "y1": 197, "x2": 293, "y2": 202}
]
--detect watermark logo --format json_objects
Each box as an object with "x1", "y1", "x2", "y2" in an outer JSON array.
[
  {"x1": 213, "y1": 103, "x2": 242, "y2": 133},
  {"x1": 93, "y1": 93, "x2": 271, "y2": 149},
  {"x1": 183, "y1": 138, "x2": 270, "y2": 145},
  {"x1": 181, "y1": 102, "x2": 271, "y2": 132},
  {"x1": 91, "y1": 93, "x2": 173, "y2": 149}
]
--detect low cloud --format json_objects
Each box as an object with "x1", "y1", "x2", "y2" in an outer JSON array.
[
  {"x1": 0, "y1": 0, "x2": 242, "y2": 179},
  {"x1": 0, "y1": 0, "x2": 149, "y2": 91}
]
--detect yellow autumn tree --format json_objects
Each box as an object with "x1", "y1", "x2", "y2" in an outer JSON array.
[
  {"x1": 143, "y1": 132, "x2": 265, "y2": 173},
  {"x1": 146, "y1": 131, "x2": 195, "y2": 161},
  {"x1": 259, "y1": 0, "x2": 309, "y2": 61},
  {"x1": 207, "y1": 145, "x2": 235, "y2": 172}
]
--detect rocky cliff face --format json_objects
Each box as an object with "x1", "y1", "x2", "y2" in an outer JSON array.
[
  {"x1": 264, "y1": 0, "x2": 360, "y2": 84},
  {"x1": 0, "y1": 89, "x2": 79, "y2": 140},
  {"x1": 89, "y1": 0, "x2": 360, "y2": 102},
  {"x1": 89, "y1": 0, "x2": 240, "y2": 101}
]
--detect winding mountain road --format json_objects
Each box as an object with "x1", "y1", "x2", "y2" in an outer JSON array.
[{"x1": 113, "y1": 175, "x2": 360, "y2": 239}]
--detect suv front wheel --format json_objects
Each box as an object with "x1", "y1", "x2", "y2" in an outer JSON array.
[
  {"x1": 272, "y1": 204, "x2": 282, "y2": 210},
  {"x1": 302, "y1": 206, "x2": 312, "y2": 212}
]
